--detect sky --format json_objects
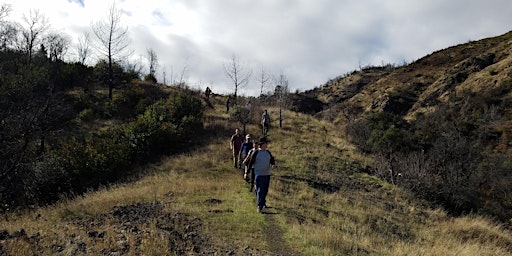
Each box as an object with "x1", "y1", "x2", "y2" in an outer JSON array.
[{"x1": 3, "y1": 0, "x2": 512, "y2": 96}]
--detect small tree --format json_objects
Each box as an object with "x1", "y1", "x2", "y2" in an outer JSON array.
[
  {"x1": 274, "y1": 72, "x2": 290, "y2": 128},
  {"x1": 92, "y1": 2, "x2": 132, "y2": 99},
  {"x1": 144, "y1": 48, "x2": 158, "y2": 83},
  {"x1": 230, "y1": 106, "x2": 251, "y2": 135},
  {"x1": 76, "y1": 32, "x2": 91, "y2": 65},
  {"x1": 20, "y1": 9, "x2": 50, "y2": 65},
  {"x1": 224, "y1": 55, "x2": 252, "y2": 105},
  {"x1": 258, "y1": 66, "x2": 271, "y2": 96}
]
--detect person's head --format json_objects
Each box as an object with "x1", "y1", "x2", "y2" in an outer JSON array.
[
  {"x1": 258, "y1": 137, "x2": 270, "y2": 149},
  {"x1": 253, "y1": 141, "x2": 259, "y2": 148},
  {"x1": 245, "y1": 134, "x2": 251, "y2": 141},
  {"x1": 264, "y1": 109, "x2": 267, "y2": 114},
  {"x1": 235, "y1": 128, "x2": 240, "y2": 134}
]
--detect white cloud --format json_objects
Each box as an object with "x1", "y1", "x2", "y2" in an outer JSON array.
[{"x1": 4, "y1": 0, "x2": 512, "y2": 96}]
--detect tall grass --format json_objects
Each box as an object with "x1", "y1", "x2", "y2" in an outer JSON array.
[{"x1": 0, "y1": 97, "x2": 511, "y2": 255}]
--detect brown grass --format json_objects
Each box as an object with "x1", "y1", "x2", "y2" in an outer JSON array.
[{"x1": 1, "y1": 96, "x2": 511, "y2": 255}]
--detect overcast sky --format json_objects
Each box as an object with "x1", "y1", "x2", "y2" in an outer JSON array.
[{"x1": 4, "y1": 0, "x2": 512, "y2": 96}]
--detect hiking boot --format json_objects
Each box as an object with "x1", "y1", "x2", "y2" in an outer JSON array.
[{"x1": 257, "y1": 206, "x2": 263, "y2": 213}]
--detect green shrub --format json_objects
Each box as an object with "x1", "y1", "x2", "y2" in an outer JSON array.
[
  {"x1": 78, "y1": 108, "x2": 95, "y2": 121},
  {"x1": 166, "y1": 92, "x2": 204, "y2": 128}
]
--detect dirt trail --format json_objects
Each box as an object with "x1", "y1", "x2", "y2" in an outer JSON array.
[
  {"x1": 262, "y1": 207, "x2": 303, "y2": 256},
  {"x1": 264, "y1": 213, "x2": 301, "y2": 255}
]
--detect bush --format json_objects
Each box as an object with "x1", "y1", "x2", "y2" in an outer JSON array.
[
  {"x1": 144, "y1": 73, "x2": 157, "y2": 83},
  {"x1": 78, "y1": 108, "x2": 95, "y2": 121}
]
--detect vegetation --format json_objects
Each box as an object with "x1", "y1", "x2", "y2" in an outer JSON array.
[
  {"x1": 0, "y1": 46, "x2": 204, "y2": 211},
  {"x1": 306, "y1": 31, "x2": 512, "y2": 223},
  {"x1": 1, "y1": 100, "x2": 511, "y2": 255}
]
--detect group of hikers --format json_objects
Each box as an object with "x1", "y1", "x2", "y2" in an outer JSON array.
[{"x1": 230, "y1": 110, "x2": 275, "y2": 213}]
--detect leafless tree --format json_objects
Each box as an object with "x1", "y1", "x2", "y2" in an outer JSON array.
[
  {"x1": 274, "y1": 72, "x2": 290, "y2": 128},
  {"x1": 76, "y1": 32, "x2": 91, "y2": 64},
  {"x1": 224, "y1": 55, "x2": 252, "y2": 105},
  {"x1": 44, "y1": 30, "x2": 70, "y2": 62},
  {"x1": 258, "y1": 66, "x2": 271, "y2": 96},
  {"x1": 169, "y1": 64, "x2": 189, "y2": 87},
  {"x1": 0, "y1": 3, "x2": 11, "y2": 20},
  {"x1": 20, "y1": 9, "x2": 50, "y2": 64},
  {"x1": 147, "y1": 47, "x2": 158, "y2": 77},
  {"x1": 0, "y1": 4, "x2": 18, "y2": 51},
  {"x1": 91, "y1": 2, "x2": 132, "y2": 99}
]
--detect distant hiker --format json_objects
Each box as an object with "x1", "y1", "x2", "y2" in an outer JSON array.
[
  {"x1": 205, "y1": 87, "x2": 212, "y2": 99},
  {"x1": 261, "y1": 109, "x2": 270, "y2": 136},
  {"x1": 230, "y1": 128, "x2": 243, "y2": 169},
  {"x1": 246, "y1": 137, "x2": 276, "y2": 213},
  {"x1": 239, "y1": 134, "x2": 253, "y2": 169},
  {"x1": 226, "y1": 97, "x2": 231, "y2": 113},
  {"x1": 245, "y1": 100, "x2": 252, "y2": 110}
]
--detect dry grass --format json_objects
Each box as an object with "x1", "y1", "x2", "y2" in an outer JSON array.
[{"x1": 1, "y1": 96, "x2": 512, "y2": 255}]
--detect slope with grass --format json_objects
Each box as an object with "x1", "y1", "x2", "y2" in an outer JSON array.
[{"x1": 1, "y1": 96, "x2": 512, "y2": 255}]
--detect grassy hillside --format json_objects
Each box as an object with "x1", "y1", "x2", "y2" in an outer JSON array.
[
  {"x1": 1, "y1": 97, "x2": 511, "y2": 255},
  {"x1": 294, "y1": 31, "x2": 512, "y2": 221}
]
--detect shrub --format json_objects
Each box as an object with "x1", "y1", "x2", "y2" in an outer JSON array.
[
  {"x1": 144, "y1": 73, "x2": 157, "y2": 83},
  {"x1": 78, "y1": 108, "x2": 95, "y2": 121}
]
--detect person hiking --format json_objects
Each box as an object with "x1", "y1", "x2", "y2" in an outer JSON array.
[
  {"x1": 239, "y1": 134, "x2": 253, "y2": 169},
  {"x1": 204, "y1": 86, "x2": 212, "y2": 99},
  {"x1": 261, "y1": 109, "x2": 270, "y2": 136},
  {"x1": 230, "y1": 128, "x2": 243, "y2": 169},
  {"x1": 245, "y1": 137, "x2": 276, "y2": 213},
  {"x1": 243, "y1": 140, "x2": 259, "y2": 191},
  {"x1": 226, "y1": 97, "x2": 231, "y2": 113}
]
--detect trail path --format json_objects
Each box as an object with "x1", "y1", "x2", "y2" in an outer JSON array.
[{"x1": 262, "y1": 209, "x2": 302, "y2": 255}]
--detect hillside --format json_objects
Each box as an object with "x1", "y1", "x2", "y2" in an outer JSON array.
[
  {"x1": 303, "y1": 31, "x2": 512, "y2": 153},
  {"x1": 1, "y1": 96, "x2": 512, "y2": 255},
  {"x1": 291, "y1": 31, "x2": 512, "y2": 221},
  {"x1": 308, "y1": 30, "x2": 512, "y2": 122}
]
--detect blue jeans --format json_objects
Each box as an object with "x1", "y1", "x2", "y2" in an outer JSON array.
[{"x1": 255, "y1": 175, "x2": 271, "y2": 207}]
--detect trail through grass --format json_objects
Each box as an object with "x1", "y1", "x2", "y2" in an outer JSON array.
[{"x1": 1, "y1": 96, "x2": 512, "y2": 255}]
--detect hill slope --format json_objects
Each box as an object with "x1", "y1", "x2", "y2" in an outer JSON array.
[
  {"x1": 1, "y1": 97, "x2": 511, "y2": 255},
  {"x1": 309, "y1": 31, "x2": 512, "y2": 119}
]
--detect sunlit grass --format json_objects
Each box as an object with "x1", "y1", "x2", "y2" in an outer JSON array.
[{"x1": 1, "y1": 98, "x2": 511, "y2": 255}]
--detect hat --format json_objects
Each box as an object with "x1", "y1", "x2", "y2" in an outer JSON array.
[
  {"x1": 246, "y1": 134, "x2": 251, "y2": 138},
  {"x1": 258, "y1": 137, "x2": 270, "y2": 144}
]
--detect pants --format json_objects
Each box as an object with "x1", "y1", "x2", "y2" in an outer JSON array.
[
  {"x1": 232, "y1": 148, "x2": 241, "y2": 168},
  {"x1": 256, "y1": 175, "x2": 271, "y2": 207},
  {"x1": 262, "y1": 123, "x2": 269, "y2": 136}
]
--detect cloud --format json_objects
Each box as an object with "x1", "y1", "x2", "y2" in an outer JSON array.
[
  {"x1": 67, "y1": 0, "x2": 84, "y2": 7},
  {"x1": 5, "y1": 0, "x2": 512, "y2": 96}
]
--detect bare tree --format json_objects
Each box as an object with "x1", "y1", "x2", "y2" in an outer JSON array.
[
  {"x1": 0, "y1": 4, "x2": 18, "y2": 51},
  {"x1": 147, "y1": 47, "x2": 158, "y2": 77},
  {"x1": 91, "y1": 2, "x2": 132, "y2": 99},
  {"x1": 20, "y1": 9, "x2": 50, "y2": 64},
  {"x1": 224, "y1": 55, "x2": 252, "y2": 105},
  {"x1": 169, "y1": 64, "x2": 189, "y2": 87},
  {"x1": 258, "y1": 66, "x2": 271, "y2": 96},
  {"x1": 274, "y1": 72, "x2": 290, "y2": 128},
  {"x1": 76, "y1": 32, "x2": 91, "y2": 64},
  {"x1": 0, "y1": 3, "x2": 11, "y2": 20},
  {"x1": 44, "y1": 30, "x2": 70, "y2": 62}
]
